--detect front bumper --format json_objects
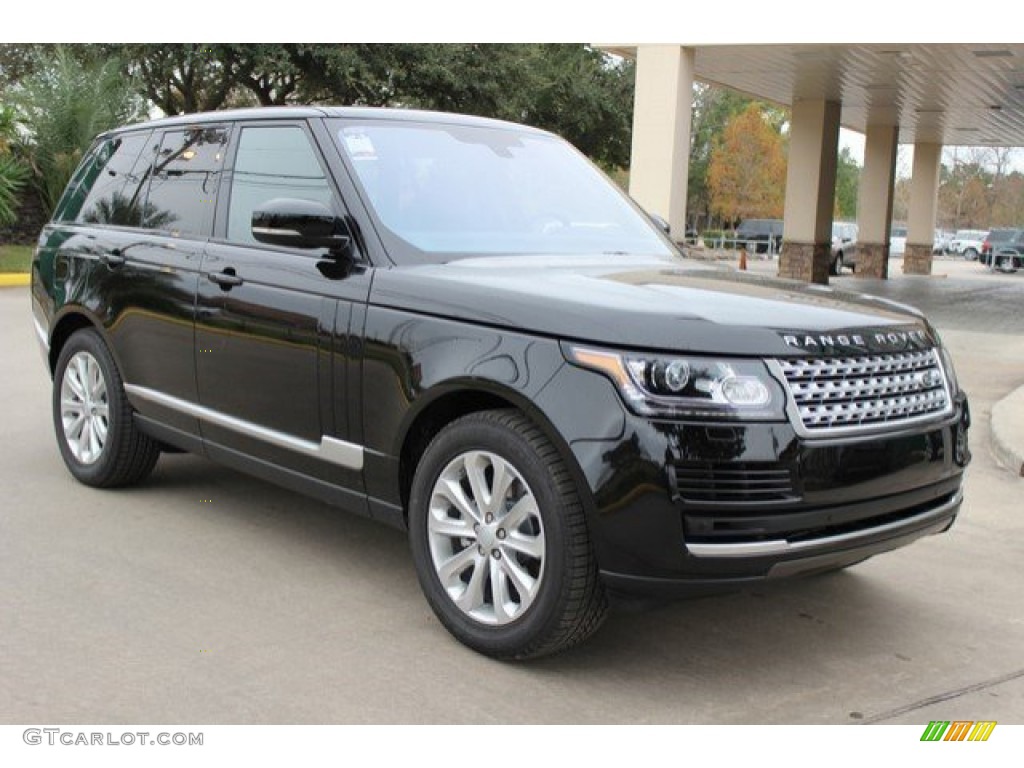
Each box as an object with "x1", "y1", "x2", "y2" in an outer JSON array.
[{"x1": 565, "y1": 395, "x2": 970, "y2": 596}]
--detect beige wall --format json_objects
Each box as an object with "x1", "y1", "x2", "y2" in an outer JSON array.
[{"x1": 627, "y1": 45, "x2": 694, "y2": 239}]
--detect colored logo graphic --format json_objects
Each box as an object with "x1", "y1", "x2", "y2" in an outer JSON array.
[{"x1": 920, "y1": 721, "x2": 997, "y2": 742}]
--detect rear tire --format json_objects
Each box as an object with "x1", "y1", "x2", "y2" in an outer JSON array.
[
  {"x1": 408, "y1": 409, "x2": 608, "y2": 659},
  {"x1": 52, "y1": 328, "x2": 160, "y2": 488}
]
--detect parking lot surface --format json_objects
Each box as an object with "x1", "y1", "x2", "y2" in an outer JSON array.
[{"x1": 1, "y1": 261, "x2": 1022, "y2": 724}]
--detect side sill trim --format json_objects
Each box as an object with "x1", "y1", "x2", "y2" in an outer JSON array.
[
  {"x1": 685, "y1": 490, "x2": 963, "y2": 558},
  {"x1": 124, "y1": 384, "x2": 364, "y2": 471}
]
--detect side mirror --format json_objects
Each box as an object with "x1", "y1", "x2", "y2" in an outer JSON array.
[
  {"x1": 647, "y1": 212, "x2": 671, "y2": 236},
  {"x1": 252, "y1": 198, "x2": 350, "y2": 253}
]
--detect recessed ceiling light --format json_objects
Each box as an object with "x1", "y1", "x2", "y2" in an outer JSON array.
[{"x1": 972, "y1": 49, "x2": 1013, "y2": 58}]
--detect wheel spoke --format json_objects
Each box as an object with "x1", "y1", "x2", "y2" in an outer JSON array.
[
  {"x1": 428, "y1": 511, "x2": 475, "y2": 540},
  {"x1": 87, "y1": 359, "x2": 104, "y2": 399},
  {"x1": 65, "y1": 368, "x2": 86, "y2": 401},
  {"x1": 436, "y1": 477, "x2": 480, "y2": 523},
  {"x1": 490, "y1": 556, "x2": 513, "y2": 623},
  {"x1": 499, "y1": 555, "x2": 536, "y2": 603},
  {"x1": 93, "y1": 416, "x2": 109, "y2": 443},
  {"x1": 502, "y1": 531, "x2": 544, "y2": 560},
  {"x1": 64, "y1": 413, "x2": 86, "y2": 441},
  {"x1": 501, "y1": 494, "x2": 539, "y2": 531},
  {"x1": 464, "y1": 453, "x2": 490, "y2": 510},
  {"x1": 486, "y1": 459, "x2": 515, "y2": 516},
  {"x1": 437, "y1": 546, "x2": 478, "y2": 585},
  {"x1": 455, "y1": 556, "x2": 488, "y2": 612}
]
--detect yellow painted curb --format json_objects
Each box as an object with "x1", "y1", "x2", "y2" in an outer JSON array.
[{"x1": 0, "y1": 273, "x2": 30, "y2": 287}]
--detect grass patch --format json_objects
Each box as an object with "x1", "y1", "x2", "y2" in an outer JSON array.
[{"x1": 0, "y1": 244, "x2": 33, "y2": 273}]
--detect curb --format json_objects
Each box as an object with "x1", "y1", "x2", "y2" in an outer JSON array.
[
  {"x1": 990, "y1": 384, "x2": 1024, "y2": 477},
  {"x1": 0, "y1": 273, "x2": 29, "y2": 287}
]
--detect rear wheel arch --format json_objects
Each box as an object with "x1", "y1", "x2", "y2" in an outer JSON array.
[{"x1": 48, "y1": 310, "x2": 104, "y2": 376}]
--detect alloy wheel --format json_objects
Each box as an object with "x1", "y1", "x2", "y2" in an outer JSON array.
[{"x1": 426, "y1": 450, "x2": 546, "y2": 626}]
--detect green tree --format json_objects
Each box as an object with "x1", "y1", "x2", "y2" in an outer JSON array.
[
  {"x1": 834, "y1": 146, "x2": 860, "y2": 220},
  {"x1": 708, "y1": 104, "x2": 787, "y2": 224},
  {"x1": 11, "y1": 46, "x2": 144, "y2": 213},
  {"x1": 0, "y1": 105, "x2": 28, "y2": 226}
]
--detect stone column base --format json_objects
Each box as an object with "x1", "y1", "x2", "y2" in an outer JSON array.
[
  {"x1": 779, "y1": 241, "x2": 831, "y2": 284},
  {"x1": 903, "y1": 244, "x2": 934, "y2": 275},
  {"x1": 854, "y1": 242, "x2": 888, "y2": 278}
]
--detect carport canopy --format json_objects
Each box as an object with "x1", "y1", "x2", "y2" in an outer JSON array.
[{"x1": 602, "y1": 44, "x2": 1024, "y2": 283}]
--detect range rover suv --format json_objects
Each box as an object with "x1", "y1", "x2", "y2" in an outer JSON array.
[{"x1": 30, "y1": 107, "x2": 971, "y2": 659}]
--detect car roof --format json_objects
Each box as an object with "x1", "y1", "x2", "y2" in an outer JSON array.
[{"x1": 97, "y1": 105, "x2": 552, "y2": 140}]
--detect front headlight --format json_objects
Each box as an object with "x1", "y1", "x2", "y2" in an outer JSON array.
[{"x1": 563, "y1": 343, "x2": 786, "y2": 420}]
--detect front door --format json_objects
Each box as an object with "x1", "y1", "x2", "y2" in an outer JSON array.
[{"x1": 195, "y1": 121, "x2": 369, "y2": 499}]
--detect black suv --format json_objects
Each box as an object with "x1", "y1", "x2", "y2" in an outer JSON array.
[{"x1": 31, "y1": 108, "x2": 970, "y2": 659}]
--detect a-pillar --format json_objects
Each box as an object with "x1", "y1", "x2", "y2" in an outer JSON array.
[
  {"x1": 904, "y1": 141, "x2": 942, "y2": 274},
  {"x1": 779, "y1": 99, "x2": 841, "y2": 284},
  {"x1": 854, "y1": 124, "x2": 899, "y2": 278},
  {"x1": 627, "y1": 45, "x2": 694, "y2": 241}
]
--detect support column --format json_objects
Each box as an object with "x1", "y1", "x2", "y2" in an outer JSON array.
[
  {"x1": 904, "y1": 141, "x2": 942, "y2": 275},
  {"x1": 627, "y1": 45, "x2": 694, "y2": 241},
  {"x1": 854, "y1": 124, "x2": 899, "y2": 278},
  {"x1": 779, "y1": 99, "x2": 841, "y2": 284}
]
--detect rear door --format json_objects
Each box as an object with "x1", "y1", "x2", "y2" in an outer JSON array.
[{"x1": 195, "y1": 120, "x2": 370, "y2": 499}]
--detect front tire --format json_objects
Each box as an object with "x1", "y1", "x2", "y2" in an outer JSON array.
[
  {"x1": 52, "y1": 328, "x2": 160, "y2": 487},
  {"x1": 408, "y1": 409, "x2": 607, "y2": 659}
]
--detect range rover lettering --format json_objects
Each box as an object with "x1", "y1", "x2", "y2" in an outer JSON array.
[{"x1": 30, "y1": 107, "x2": 971, "y2": 659}]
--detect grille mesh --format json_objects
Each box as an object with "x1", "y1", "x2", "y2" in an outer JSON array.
[{"x1": 777, "y1": 349, "x2": 950, "y2": 432}]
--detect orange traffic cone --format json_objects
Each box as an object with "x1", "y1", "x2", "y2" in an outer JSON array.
[{"x1": 739, "y1": 248, "x2": 748, "y2": 271}]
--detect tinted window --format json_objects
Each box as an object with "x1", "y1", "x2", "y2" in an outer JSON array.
[
  {"x1": 140, "y1": 126, "x2": 229, "y2": 237},
  {"x1": 51, "y1": 142, "x2": 107, "y2": 223},
  {"x1": 226, "y1": 126, "x2": 334, "y2": 245},
  {"x1": 77, "y1": 131, "x2": 153, "y2": 226}
]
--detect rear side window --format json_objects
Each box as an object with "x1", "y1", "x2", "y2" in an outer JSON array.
[
  {"x1": 226, "y1": 125, "x2": 334, "y2": 245},
  {"x1": 139, "y1": 126, "x2": 229, "y2": 238},
  {"x1": 77, "y1": 131, "x2": 153, "y2": 226}
]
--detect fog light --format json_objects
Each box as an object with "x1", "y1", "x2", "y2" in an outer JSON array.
[{"x1": 721, "y1": 376, "x2": 770, "y2": 407}]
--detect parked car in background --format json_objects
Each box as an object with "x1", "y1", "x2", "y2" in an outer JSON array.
[
  {"x1": 981, "y1": 228, "x2": 1023, "y2": 265},
  {"x1": 735, "y1": 218, "x2": 783, "y2": 254},
  {"x1": 933, "y1": 229, "x2": 954, "y2": 255},
  {"x1": 949, "y1": 229, "x2": 987, "y2": 260},
  {"x1": 890, "y1": 226, "x2": 907, "y2": 257},
  {"x1": 830, "y1": 221, "x2": 858, "y2": 274}
]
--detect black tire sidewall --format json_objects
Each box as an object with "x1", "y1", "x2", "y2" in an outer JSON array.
[
  {"x1": 408, "y1": 414, "x2": 576, "y2": 658},
  {"x1": 52, "y1": 329, "x2": 131, "y2": 486}
]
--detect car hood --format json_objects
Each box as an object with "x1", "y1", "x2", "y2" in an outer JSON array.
[{"x1": 369, "y1": 254, "x2": 935, "y2": 356}]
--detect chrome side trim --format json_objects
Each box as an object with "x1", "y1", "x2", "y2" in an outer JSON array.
[
  {"x1": 685, "y1": 490, "x2": 962, "y2": 558},
  {"x1": 124, "y1": 384, "x2": 364, "y2": 471}
]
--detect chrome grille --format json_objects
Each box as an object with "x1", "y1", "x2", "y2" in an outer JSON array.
[{"x1": 776, "y1": 349, "x2": 951, "y2": 432}]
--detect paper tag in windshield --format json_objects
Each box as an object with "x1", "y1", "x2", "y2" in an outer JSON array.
[{"x1": 343, "y1": 130, "x2": 377, "y2": 160}]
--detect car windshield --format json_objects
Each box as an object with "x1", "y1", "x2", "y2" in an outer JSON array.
[{"x1": 330, "y1": 119, "x2": 673, "y2": 262}]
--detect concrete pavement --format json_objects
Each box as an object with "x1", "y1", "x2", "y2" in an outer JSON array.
[{"x1": 1, "y1": 266, "x2": 1022, "y2": 724}]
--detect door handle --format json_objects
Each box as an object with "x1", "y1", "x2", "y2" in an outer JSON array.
[
  {"x1": 100, "y1": 249, "x2": 125, "y2": 267},
  {"x1": 208, "y1": 269, "x2": 243, "y2": 289}
]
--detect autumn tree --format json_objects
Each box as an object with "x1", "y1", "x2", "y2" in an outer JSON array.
[{"x1": 708, "y1": 104, "x2": 787, "y2": 225}]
